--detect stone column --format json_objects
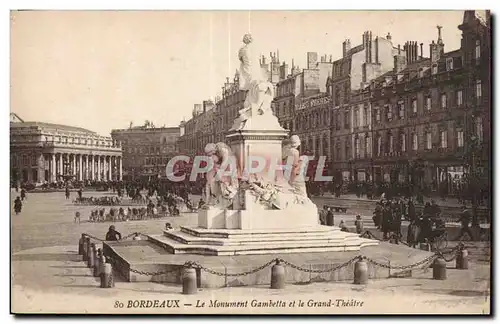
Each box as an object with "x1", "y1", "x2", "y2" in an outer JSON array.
[
  {"x1": 38, "y1": 154, "x2": 45, "y2": 183},
  {"x1": 119, "y1": 157, "x2": 123, "y2": 181},
  {"x1": 51, "y1": 154, "x2": 56, "y2": 182},
  {"x1": 59, "y1": 154, "x2": 63, "y2": 178},
  {"x1": 85, "y1": 155, "x2": 89, "y2": 180},
  {"x1": 79, "y1": 154, "x2": 83, "y2": 181},
  {"x1": 97, "y1": 155, "x2": 101, "y2": 181},
  {"x1": 91, "y1": 155, "x2": 95, "y2": 181},
  {"x1": 72, "y1": 154, "x2": 76, "y2": 178},
  {"x1": 108, "y1": 156, "x2": 113, "y2": 181}
]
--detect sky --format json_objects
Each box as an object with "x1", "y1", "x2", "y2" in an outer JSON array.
[{"x1": 10, "y1": 10, "x2": 466, "y2": 136}]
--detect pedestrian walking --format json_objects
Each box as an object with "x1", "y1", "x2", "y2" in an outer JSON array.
[
  {"x1": 354, "y1": 215, "x2": 364, "y2": 234},
  {"x1": 14, "y1": 197, "x2": 22, "y2": 215},
  {"x1": 20, "y1": 188, "x2": 26, "y2": 201},
  {"x1": 455, "y1": 205, "x2": 474, "y2": 241}
]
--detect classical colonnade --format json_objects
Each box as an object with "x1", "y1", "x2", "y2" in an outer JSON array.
[{"x1": 46, "y1": 153, "x2": 122, "y2": 182}]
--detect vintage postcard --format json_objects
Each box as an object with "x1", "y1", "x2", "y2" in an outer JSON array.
[{"x1": 10, "y1": 10, "x2": 491, "y2": 315}]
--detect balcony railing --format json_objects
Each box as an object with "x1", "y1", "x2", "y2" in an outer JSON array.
[{"x1": 41, "y1": 141, "x2": 122, "y2": 150}]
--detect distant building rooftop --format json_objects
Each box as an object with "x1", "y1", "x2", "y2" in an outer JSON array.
[{"x1": 10, "y1": 120, "x2": 98, "y2": 135}]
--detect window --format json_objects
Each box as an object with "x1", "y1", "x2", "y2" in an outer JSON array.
[
  {"x1": 475, "y1": 40, "x2": 481, "y2": 63},
  {"x1": 456, "y1": 90, "x2": 463, "y2": 107},
  {"x1": 386, "y1": 105, "x2": 392, "y2": 121},
  {"x1": 354, "y1": 109, "x2": 359, "y2": 127},
  {"x1": 363, "y1": 106, "x2": 368, "y2": 126},
  {"x1": 375, "y1": 108, "x2": 381, "y2": 122},
  {"x1": 475, "y1": 117, "x2": 483, "y2": 143},
  {"x1": 432, "y1": 64, "x2": 438, "y2": 74},
  {"x1": 476, "y1": 80, "x2": 482, "y2": 100},
  {"x1": 376, "y1": 136, "x2": 382, "y2": 156},
  {"x1": 388, "y1": 134, "x2": 394, "y2": 153},
  {"x1": 398, "y1": 102, "x2": 405, "y2": 119},
  {"x1": 345, "y1": 142, "x2": 351, "y2": 159},
  {"x1": 334, "y1": 86, "x2": 340, "y2": 106},
  {"x1": 335, "y1": 142, "x2": 341, "y2": 161},
  {"x1": 355, "y1": 138, "x2": 360, "y2": 158},
  {"x1": 425, "y1": 132, "x2": 432, "y2": 150},
  {"x1": 457, "y1": 130, "x2": 464, "y2": 147},
  {"x1": 343, "y1": 83, "x2": 349, "y2": 104},
  {"x1": 446, "y1": 58, "x2": 454, "y2": 71},
  {"x1": 440, "y1": 131, "x2": 448, "y2": 148},
  {"x1": 441, "y1": 94, "x2": 447, "y2": 109},
  {"x1": 412, "y1": 134, "x2": 418, "y2": 151},
  {"x1": 412, "y1": 99, "x2": 417, "y2": 114},
  {"x1": 400, "y1": 133, "x2": 406, "y2": 152},
  {"x1": 425, "y1": 96, "x2": 431, "y2": 111},
  {"x1": 344, "y1": 110, "x2": 350, "y2": 129},
  {"x1": 365, "y1": 136, "x2": 371, "y2": 156}
]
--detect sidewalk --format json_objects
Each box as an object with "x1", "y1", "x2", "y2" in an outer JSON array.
[
  {"x1": 11, "y1": 245, "x2": 490, "y2": 314},
  {"x1": 319, "y1": 193, "x2": 480, "y2": 208}
]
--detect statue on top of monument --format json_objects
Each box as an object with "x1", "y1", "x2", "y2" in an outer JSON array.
[
  {"x1": 203, "y1": 142, "x2": 239, "y2": 209},
  {"x1": 231, "y1": 34, "x2": 276, "y2": 130}
]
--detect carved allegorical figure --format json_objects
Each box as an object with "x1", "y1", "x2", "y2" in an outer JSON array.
[
  {"x1": 231, "y1": 34, "x2": 275, "y2": 130},
  {"x1": 204, "y1": 142, "x2": 239, "y2": 209},
  {"x1": 281, "y1": 135, "x2": 308, "y2": 197}
]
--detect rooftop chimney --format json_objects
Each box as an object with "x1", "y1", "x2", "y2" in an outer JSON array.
[{"x1": 420, "y1": 43, "x2": 424, "y2": 58}]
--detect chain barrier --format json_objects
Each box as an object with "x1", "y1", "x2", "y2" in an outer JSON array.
[
  {"x1": 188, "y1": 260, "x2": 276, "y2": 277},
  {"x1": 83, "y1": 232, "x2": 143, "y2": 243},
  {"x1": 277, "y1": 256, "x2": 360, "y2": 274}
]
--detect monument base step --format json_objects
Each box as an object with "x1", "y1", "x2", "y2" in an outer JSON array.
[{"x1": 145, "y1": 225, "x2": 378, "y2": 256}]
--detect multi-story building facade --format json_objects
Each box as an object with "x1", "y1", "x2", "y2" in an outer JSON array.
[
  {"x1": 342, "y1": 11, "x2": 491, "y2": 197},
  {"x1": 10, "y1": 114, "x2": 122, "y2": 185},
  {"x1": 329, "y1": 31, "x2": 407, "y2": 181},
  {"x1": 111, "y1": 124, "x2": 180, "y2": 181}
]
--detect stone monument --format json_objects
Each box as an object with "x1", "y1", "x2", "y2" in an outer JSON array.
[{"x1": 148, "y1": 34, "x2": 378, "y2": 255}]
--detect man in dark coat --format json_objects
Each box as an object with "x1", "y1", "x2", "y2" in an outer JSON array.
[
  {"x1": 455, "y1": 205, "x2": 474, "y2": 241},
  {"x1": 14, "y1": 197, "x2": 22, "y2": 215},
  {"x1": 105, "y1": 225, "x2": 122, "y2": 241}
]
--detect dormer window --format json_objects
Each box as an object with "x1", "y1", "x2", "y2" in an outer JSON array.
[
  {"x1": 446, "y1": 58, "x2": 454, "y2": 71},
  {"x1": 432, "y1": 64, "x2": 438, "y2": 75}
]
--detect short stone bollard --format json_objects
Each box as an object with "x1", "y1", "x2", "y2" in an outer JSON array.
[
  {"x1": 270, "y1": 260, "x2": 285, "y2": 289},
  {"x1": 78, "y1": 234, "x2": 85, "y2": 255},
  {"x1": 93, "y1": 248, "x2": 101, "y2": 277},
  {"x1": 182, "y1": 266, "x2": 197, "y2": 295},
  {"x1": 456, "y1": 248, "x2": 469, "y2": 270},
  {"x1": 98, "y1": 251, "x2": 106, "y2": 277},
  {"x1": 432, "y1": 257, "x2": 447, "y2": 280},
  {"x1": 100, "y1": 261, "x2": 114, "y2": 288},
  {"x1": 83, "y1": 237, "x2": 90, "y2": 261},
  {"x1": 88, "y1": 243, "x2": 95, "y2": 269},
  {"x1": 353, "y1": 257, "x2": 368, "y2": 285}
]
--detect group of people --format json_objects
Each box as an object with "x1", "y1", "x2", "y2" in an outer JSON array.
[{"x1": 74, "y1": 195, "x2": 122, "y2": 206}]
